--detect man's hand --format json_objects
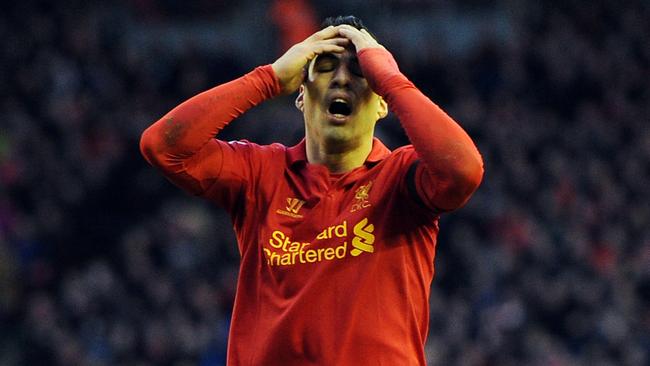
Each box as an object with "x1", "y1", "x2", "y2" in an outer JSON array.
[
  {"x1": 337, "y1": 25, "x2": 385, "y2": 52},
  {"x1": 272, "y1": 26, "x2": 349, "y2": 95}
]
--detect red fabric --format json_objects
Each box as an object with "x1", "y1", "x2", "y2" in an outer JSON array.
[
  {"x1": 358, "y1": 47, "x2": 484, "y2": 211},
  {"x1": 140, "y1": 48, "x2": 483, "y2": 365},
  {"x1": 140, "y1": 65, "x2": 281, "y2": 195},
  {"x1": 201, "y1": 138, "x2": 438, "y2": 365}
]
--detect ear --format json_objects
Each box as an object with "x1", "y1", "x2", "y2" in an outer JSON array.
[
  {"x1": 295, "y1": 85, "x2": 305, "y2": 112},
  {"x1": 377, "y1": 96, "x2": 388, "y2": 119}
]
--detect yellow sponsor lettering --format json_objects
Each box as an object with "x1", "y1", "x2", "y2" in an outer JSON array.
[
  {"x1": 287, "y1": 241, "x2": 301, "y2": 252},
  {"x1": 264, "y1": 219, "x2": 373, "y2": 266},
  {"x1": 280, "y1": 253, "x2": 293, "y2": 265},
  {"x1": 317, "y1": 221, "x2": 348, "y2": 240},
  {"x1": 336, "y1": 242, "x2": 347, "y2": 259},
  {"x1": 334, "y1": 221, "x2": 347, "y2": 237},
  {"x1": 317, "y1": 248, "x2": 327, "y2": 261},
  {"x1": 269, "y1": 231, "x2": 285, "y2": 249},
  {"x1": 323, "y1": 247, "x2": 335, "y2": 260},
  {"x1": 267, "y1": 250, "x2": 282, "y2": 266},
  {"x1": 305, "y1": 249, "x2": 317, "y2": 263},
  {"x1": 270, "y1": 230, "x2": 310, "y2": 252}
]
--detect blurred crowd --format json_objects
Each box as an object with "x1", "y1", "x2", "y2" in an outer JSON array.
[{"x1": 1, "y1": 0, "x2": 649, "y2": 365}]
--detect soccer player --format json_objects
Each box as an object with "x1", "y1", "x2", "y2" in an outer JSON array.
[{"x1": 141, "y1": 15, "x2": 483, "y2": 366}]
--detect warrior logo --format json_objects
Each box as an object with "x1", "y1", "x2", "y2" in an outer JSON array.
[{"x1": 276, "y1": 197, "x2": 306, "y2": 218}]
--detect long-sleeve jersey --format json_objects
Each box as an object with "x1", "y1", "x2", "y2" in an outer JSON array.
[{"x1": 141, "y1": 47, "x2": 483, "y2": 365}]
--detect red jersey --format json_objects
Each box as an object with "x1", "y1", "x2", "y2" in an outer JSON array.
[
  {"x1": 141, "y1": 48, "x2": 483, "y2": 365},
  {"x1": 208, "y1": 137, "x2": 438, "y2": 365}
]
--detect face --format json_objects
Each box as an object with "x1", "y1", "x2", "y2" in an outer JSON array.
[{"x1": 297, "y1": 48, "x2": 387, "y2": 149}]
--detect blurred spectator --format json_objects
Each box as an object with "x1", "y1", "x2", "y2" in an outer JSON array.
[{"x1": 270, "y1": 0, "x2": 319, "y2": 53}]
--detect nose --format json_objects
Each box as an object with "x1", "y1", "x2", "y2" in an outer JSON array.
[{"x1": 329, "y1": 63, "x2": 352, "y2": 89}]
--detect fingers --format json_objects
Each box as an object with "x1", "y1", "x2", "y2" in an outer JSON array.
[
  {"x1": 337, "y1": 25, "x2": 382, "y2": 51},
  {"x1": 304, "y1": 25, "x2": 382, "y2": 55},
  {"x1": 308, "y1": 25, "x2": 342, "y2": 41},
  {"x1": 301, "y1": 38, "x2": 346, "y2": 58},
  {"x1": 360, "y1": 28, "x2": 374, "y2": 38},
  {"x1": 320, "y1": 37, "x2": 350, "y2": 47},
  {"x1": 308, "y1": 25, "x2": 378, "y2": 49},
  {"x1": 311, "y1": 37, "x2": 349, "y2": 53},
  {"x1": 309, "y1": 25, "x2": 368, "y2": 42},
  {"x1": 314, "y1": 42, "x2": 346, "y2": 54},
  {"x1": 337, "y1": 25, "x2": 366, "y2": 42}
]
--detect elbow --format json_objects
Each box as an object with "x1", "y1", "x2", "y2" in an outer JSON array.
[
  {"x1": 139, "y1": 125, "x2": 158, "y2": 166},
  {"x1": 452, "y1": 157, "x2": 484, "y2": 208},
  {"x1": 463, "y1": 156, "x2": 484, "y2": 195},
  {"x1": 433, "y1": 156, "x2": 484, "y2": 211},
  {"x1": 449, "y1": 175, "x2": 482, "y2": 211},
  {"x1": 139, "y1": 120, "x2": 192, "y2": 175},
  {"x1": 139, "y1": 124, "x2": 173, "y2": 169}
]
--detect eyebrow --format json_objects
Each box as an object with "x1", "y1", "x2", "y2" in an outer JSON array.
[
  {"x1": 315, "y1": 53, "x2": 359, "y2": 65},
  {"x1": 314, "y1": 53, "x2": 339, "y2": 63}
]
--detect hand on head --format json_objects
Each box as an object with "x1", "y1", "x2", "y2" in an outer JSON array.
[
  {"x1": 272, "y1": 26, "x2": 348, "y2": 95},
  {"x1": 271, "y1": 25, "x2": 384, "y2": 95},
  {"x1": 336, "y1": 25, "x2": 384, "y2": 52}
]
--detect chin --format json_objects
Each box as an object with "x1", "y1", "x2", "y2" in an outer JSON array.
[{"x1": 322, "y1": 129, "x2": 352, "y2": 144}]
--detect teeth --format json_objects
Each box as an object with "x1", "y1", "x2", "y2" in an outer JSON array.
[{"x1": 328, "y1": 97, "x2": 352, "y2": 118}]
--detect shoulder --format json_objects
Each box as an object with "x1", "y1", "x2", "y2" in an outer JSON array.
[
  {"x1": 376, "y1": 144, "x2": 418, "y2": 169},
  {"x1": 221, "y1": 139, "x2": 286, "y2": 151},
  {"x1": 217, "y1": 139, "x2": 289, "y2": 174},
  {"x1": 390, "y1": 144, "x2": 416, "y2": 156},
  {"x1": 220, "y1": 139, "x2": 287, "y2": 157}
]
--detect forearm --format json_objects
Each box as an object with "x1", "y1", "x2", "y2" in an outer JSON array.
[
  {"x1": 358, "y1": 48, "x2": 483, "y2": 210},
  {"x1": 140, "y1": 65, "x2": 281, "y2": 171}
]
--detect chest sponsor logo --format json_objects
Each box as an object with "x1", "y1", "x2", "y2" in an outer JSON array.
[
  {"x1": 350, "y1": 218, "x2": 375, "y2": 256},
  {"x1": 263, "y1": 218, "x2": 375, "y2": 266},
  {"x1": 350, "y1": 181, "x2": 373, "y2": 212},
  {"x1": 276, "y1": 197, "x2": 306, "y2": 218}
]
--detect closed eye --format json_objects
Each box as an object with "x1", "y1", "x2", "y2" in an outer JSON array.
[
  {"x1": 313, "y1": 54, "x2": 364, "y2": 77},
  {"x1": 315, "y1": 55, "x2": 339, "y2": 73}
]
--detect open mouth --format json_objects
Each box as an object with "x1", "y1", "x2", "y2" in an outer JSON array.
[{"x1": 328, "y1": 99, "x2": 352, "y2": 117}]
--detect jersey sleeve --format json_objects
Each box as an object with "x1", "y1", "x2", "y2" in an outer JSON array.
[
  {"x1": 358, "y1": 48, "x2": 484, "y2": 213},
  {"x1": 195, "y1": 140, "x2": 286, "y2": 215},
  {"x1": 140, "y1": 65, "x2": 281, "y2": 213},
  {"x1": 179, "y1": 139, "x2": 252, "y2": 213}
]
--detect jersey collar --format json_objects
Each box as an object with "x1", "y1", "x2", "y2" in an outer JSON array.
[{"x1": 286, "y1": 137, "x2": 391, "y2": 167}]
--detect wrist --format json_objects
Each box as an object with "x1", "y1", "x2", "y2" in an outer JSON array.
[
  {"x1": 255, "y1": 64, "x2": 283, "y2": 98},
  {"x1": 357, "y1": 48, "x2": 404, "y2": 95}
]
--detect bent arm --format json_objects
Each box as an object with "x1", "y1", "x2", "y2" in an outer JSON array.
[
  {"x1": 141, "y1": 25, "x2": 350, "y2": 195},
  {"x1": 139, "y1": 65, "x2": 280, "y2": 194},
  {"x1": 358, "y1": 48, "x2": 484, "y2": 212}
]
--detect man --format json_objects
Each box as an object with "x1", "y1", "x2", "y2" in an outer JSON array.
[{"x1": 141, "y1": 15, "x2": 483, "y2": 366}]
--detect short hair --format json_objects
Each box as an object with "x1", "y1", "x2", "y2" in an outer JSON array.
[
  {"x1": 302, "y1": 15, "x2": 377, "y2": 82},
  {"x1": 320, "y1": 15, "x2": 378, "y2": 40}
]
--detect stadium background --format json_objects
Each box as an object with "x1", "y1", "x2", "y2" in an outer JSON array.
[{"x1": 1, "y1": 0, "x2": 649, "y2": 364}]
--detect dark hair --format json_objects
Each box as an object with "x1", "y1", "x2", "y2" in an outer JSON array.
[{"x1": 321, "y1": 15, "x2": 377, "y2": 40}]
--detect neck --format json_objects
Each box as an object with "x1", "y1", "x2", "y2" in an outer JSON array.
[{"x1": 306, "y1": 136, "x2": 373, "y2": 174}]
